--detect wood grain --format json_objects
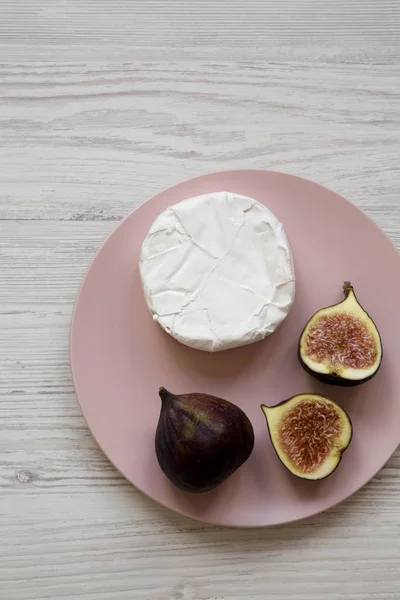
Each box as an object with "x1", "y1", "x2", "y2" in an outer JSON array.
[
  {"x1": 0, "y1": 0, "x2": 399, "y2": 45},
  {"x1": 1, "y1": 2, "x2": 400, "y2": 599}
]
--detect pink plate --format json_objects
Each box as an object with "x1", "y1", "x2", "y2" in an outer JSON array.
[{"x1": 70, "y1": 170, "x2": 400, "y2": 527}]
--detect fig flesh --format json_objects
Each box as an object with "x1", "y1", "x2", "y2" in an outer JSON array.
[
  {"x1": 299, "y1": 282, "x2": 382, "y2": 386},
  {"x1": 261, "y1": 394, "x2": 352, "y2": 480},
  {"x1": 155, "y1": 387, "x2": 255, "y2": 493}
]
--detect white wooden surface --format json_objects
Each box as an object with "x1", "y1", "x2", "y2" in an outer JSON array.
[{"x1": 1, "y1": 2, "x2": 400, "y2": 599}]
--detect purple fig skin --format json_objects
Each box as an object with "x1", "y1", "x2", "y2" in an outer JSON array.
[{"x1": 155, "y1": 388, "x2": 255, "y2": 493}]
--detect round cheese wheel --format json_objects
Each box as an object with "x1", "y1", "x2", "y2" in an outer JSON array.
[{"x1": 139, "y1": 192, "x2": 295, "y2": 352}]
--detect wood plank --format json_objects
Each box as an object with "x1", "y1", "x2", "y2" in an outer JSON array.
[
  {"x1": 0, "y1": 53, "x2": 399, "y2": 251},
  {"x1": 0, "y1": 0, "x2": 399, "y2": 45}
]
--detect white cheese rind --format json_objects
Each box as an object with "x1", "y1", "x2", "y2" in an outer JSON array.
[{"x1": 139, "y1": 192, "x2": 295, "y2": 352}]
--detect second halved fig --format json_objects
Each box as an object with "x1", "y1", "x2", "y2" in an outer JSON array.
[
  {"x1": 299, "y1": 282, "x2": 382, "y2": 386},
  {"x1": 261, "y1": 394, "x2": 352, "y2": 480}
]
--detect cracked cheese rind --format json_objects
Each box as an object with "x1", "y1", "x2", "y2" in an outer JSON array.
[{"x1": 139, "y1": 192, "x2": 295, "y2": 352}]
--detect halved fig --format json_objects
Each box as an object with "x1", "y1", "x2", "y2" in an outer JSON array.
[
  {"x1": 299, "y1": 282, "x2": 382, "y2": 386},
  {"x1": 261, "y1": 394, "x2": 352, "y2": 480}
]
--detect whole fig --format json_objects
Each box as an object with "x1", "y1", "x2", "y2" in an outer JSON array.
[{"x1": 155, "y1": 387, "x2": 254, "y2": 493}]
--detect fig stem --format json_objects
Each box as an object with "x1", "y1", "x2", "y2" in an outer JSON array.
[
  {"x1": 343, "y1": 281, "x2": 353, "y2": 297},
  {"x1": 159, "y1": 387, "x2": 172, "y2": 403}
]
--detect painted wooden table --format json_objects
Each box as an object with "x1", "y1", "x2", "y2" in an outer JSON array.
[{"x1": 1, "y1": 2, "x2": 399, "y2": 599}]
